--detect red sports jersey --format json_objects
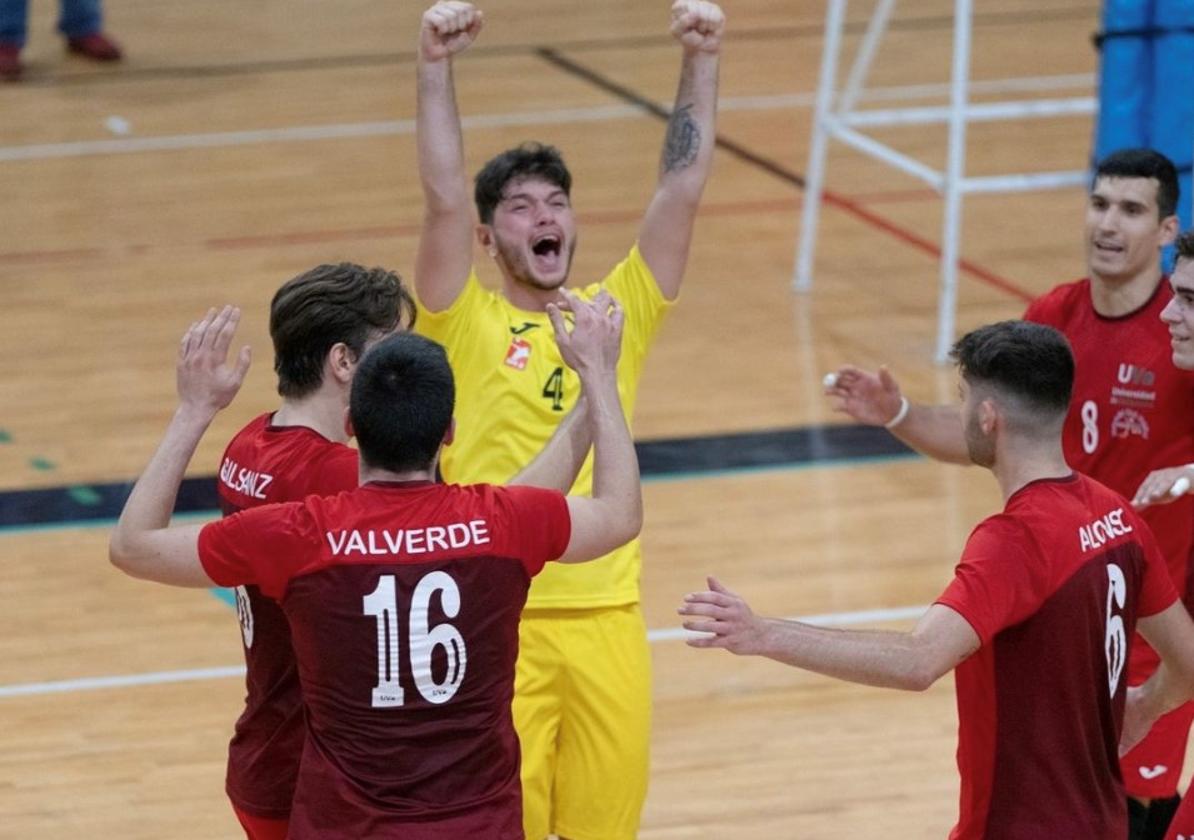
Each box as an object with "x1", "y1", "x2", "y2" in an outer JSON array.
[
  {"x1": 216, "y1": 413, "x2": 359, "y2": 818},
  {"x1": 198, "y1": 480, "x2": 571, "y2": 839},
  {"x1": 1024, "y1": 280, "x2": 1194, "y2": 617},
  {"x1": 937, "y1": 474, "x2": 1177, "y2": 839}
]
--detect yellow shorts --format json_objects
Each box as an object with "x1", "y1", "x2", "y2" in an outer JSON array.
[{"x1": 515, "y1": 604, "x2": 651, "y2": 840}]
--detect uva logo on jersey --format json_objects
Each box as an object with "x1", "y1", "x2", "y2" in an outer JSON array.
[
  {"x1": 1117, "y1": 364, "x2": 1156, "y2": 387},
  {"x1": 1111, "y1": 363, "x2": 1157, "y2": 409},
  {"x1": 1110, "y1": 408, "x2": 1150, "y2": 441},
  {"x1": 505, "y1": 337, "x2": 532, "y2": 370},
  {"x1": 219, "y1": 457, "x2": 274, "y2": 500}
]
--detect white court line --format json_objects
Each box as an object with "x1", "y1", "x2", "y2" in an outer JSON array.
[
  {"x1": 0, "y1": 604, "x2": 926, "y2": 698},
  {"x1": 0, "y1": 74, "x2": 1093, "y2": 163},
  {"x1": 0, "y1": 665, "x2": 248, "y2": 698}
]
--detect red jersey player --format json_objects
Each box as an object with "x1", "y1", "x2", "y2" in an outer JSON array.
[
  {"x1": 109, "y1": 293, "x2": 639, "y2": 838},
  {"x1": 215, "y1": 264, "x2": 592, "y2": 838},
  {"x1": 215, "y1": 263, "x2": 415, "y2": 839},
  {"x1": 825, "y1": 149, "x2": 1194, "y2": 839},
  {"x1": 685, "y1": 320, "x2": 1194, "y2": 838},
  {"x1": 1140, "y1": 232, "x2": 1194, "y2": 840}
]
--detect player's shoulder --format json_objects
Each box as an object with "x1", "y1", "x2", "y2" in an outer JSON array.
[
  {"x1": 223, "y1": 412, "x2": 272, "y2": 450},
  {"x1": 1024, "y1": 278, "x2": 1090, "y2": 324},
  {"x1": 450, "y1": 481, "x2": 564, "y2": 516},
  {"x1": 586, "y1": 245, "x2": 656, "y2": 294}
]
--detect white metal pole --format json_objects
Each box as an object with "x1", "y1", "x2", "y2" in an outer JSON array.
[
  {"x1": 934, "y1": 0, "x2": 973, "y2": 363},
  {"x1": 839, "y1": 0, "x2": 899, "y2": 114},
  {"x1": 794, "y1": 0, "x2": 849, "y2": 292}
]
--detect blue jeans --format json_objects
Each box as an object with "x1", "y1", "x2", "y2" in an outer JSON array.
[{"x1": 0, "y1": 0, "x2": 103, "y2": 47}]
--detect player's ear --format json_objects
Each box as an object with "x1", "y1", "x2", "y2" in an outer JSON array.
[
  {"x1": 443, "y1": 417, "x2": 456, "y2": 447},
  {"x1": 328, "y1": 342, "x2": 355, "y2": 385},
  {"x1": 344, "y1": 407, "x2": 355, "y2": 440},
  {"x1": 476, "y1": 225, "x2": 497, "y2": 258},
  {"x1": 980, "y1": 399, "x2": 998, "y2": 435},
  {"x1": 1160, "y1": 213, "x2": 1180, "y2": 247}
]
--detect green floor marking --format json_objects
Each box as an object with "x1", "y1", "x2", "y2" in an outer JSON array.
[{"x1": 67, "y1": 486, "x2": 102, "y2": 506}]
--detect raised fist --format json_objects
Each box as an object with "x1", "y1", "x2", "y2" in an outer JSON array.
[
  {"x1": 670, "y1": 1, "x2": 725, "y2": 54},
  {"x1": 420, "y1": 1, "x2": 483, "y2": 62}
]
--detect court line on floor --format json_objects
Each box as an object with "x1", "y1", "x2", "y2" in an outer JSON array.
[
  {"x1": 11, "y1": 7, "x2": 1094, "y2": 87},
  {"x1": 0, "y1": 74, "x2": 1094, "y2": 163},
  {"x1": 0, "y1": 603, "x2": 926, "y2": 698}
]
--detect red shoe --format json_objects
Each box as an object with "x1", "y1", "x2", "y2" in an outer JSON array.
[
  {"x1": 0, "y1": 43, "x2": 21, "y2": 81},
  {"x1": 66, "y1": 32, "x2": 122, "y2": 62}
]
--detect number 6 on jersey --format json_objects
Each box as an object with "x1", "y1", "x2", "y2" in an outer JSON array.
[{"x1": 362, "y1": 572, "x2": 468, "y2": 708}]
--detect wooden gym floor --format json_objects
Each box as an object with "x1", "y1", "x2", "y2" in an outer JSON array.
[{"x1": 2, "y1": 0, "x2": 1155, "y2": 836}]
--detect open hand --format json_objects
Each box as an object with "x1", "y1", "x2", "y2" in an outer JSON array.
[
  {"x1": 678, "y1": 576, "x2": 766, "y2": 655},
  {"x1": 824, "y1": 364, "x2": 906, "y2": 427},
  {"x1": 177, "y1": 306, "x2": 251, "y2": 416},
  {"x1": 546, "y1": 289, "x2": 624, "y2": 377}
]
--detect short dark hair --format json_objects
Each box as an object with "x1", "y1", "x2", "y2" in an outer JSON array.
[
  {"x1": 951, "y1": 321, "x2": 1074, "y2": 431},
  {"x1": 270, "y1": 263, "x2": 416, "y2": 399},
  {"x1": 350, "y1": 333, "x2": 455, "y2": 473},
  {"x1": 1175, "y1": 229, "x2": 1194, "y2": 267},
  {"x1": 474, "y1": 142, "x2": 572, "y2": 224},
  {"x1": 1093, "y1": 148, "x2": 1180, "y2": 220}
]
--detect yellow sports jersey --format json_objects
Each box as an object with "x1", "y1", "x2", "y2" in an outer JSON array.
[{"x1": 416, "y1": 245, "x2": 670, "y2": 608}]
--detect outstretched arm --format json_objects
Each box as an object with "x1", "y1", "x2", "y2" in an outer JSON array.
[
  {"x1": 414, "y1": 1, "x2": 484, "y2": 312},
  {"x1": 679, "y1": 579, "x2": 979, "y2": 691},
  {"x1": 637, "y1": 0, "x2": 724, "y2": 300},
  {"x1": 109, "y1": 307, "x2": 252, "y2": 587},
  {"x1": 825, "y1": 364, "x2": 972, "y2": 465}
]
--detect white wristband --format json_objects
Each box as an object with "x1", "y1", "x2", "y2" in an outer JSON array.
[{"x1": 884, "y1": 396, "x2": 910, "y2": 430}]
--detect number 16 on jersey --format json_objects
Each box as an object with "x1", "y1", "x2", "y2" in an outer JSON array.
[{"x1": 362, "y1": 572, "x2": 468, "y2": 708}]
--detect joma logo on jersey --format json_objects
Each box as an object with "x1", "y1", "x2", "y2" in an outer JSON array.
[
  {"x1": 1110, "y1": 408, "x2": 1150, "y2": 440},
  {"x1": 505, "y1": 337, "x2": 532, "y2": 370},
  {"x1": 1078, "y1": 507, "x2": 1133, "y2": 553},
  {"x1": 1117, "y1": 364, "x2": 1156, "y2": 387},
  {"x1": 219, "y1": 457, "x2": 274, "y2": 500}
]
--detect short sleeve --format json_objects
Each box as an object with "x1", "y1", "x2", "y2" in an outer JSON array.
[
  {"x1": 593, "y1": 245, "x2": 673, "y2": 361},
  {"x1": 198, "y1": 502, "x2": 317, "y2": 600},
  {"x1": 484, "y1": 485, "x2": 572, "y2": 576},
  {"x1": 415, "y1": 269, "x2": 488, "y2": 347},
  {"x1": 935, "y1": 518, "x2": 1045, "y2": 646}
]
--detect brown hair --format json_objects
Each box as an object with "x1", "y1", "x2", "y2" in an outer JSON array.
[{"x1": 269, "y1": 263, "x2": 416, "y2": 399}]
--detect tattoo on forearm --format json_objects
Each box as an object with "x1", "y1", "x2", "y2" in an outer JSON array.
[{"x1": 662, "y1": 104, "x2": 700, "y2": 173}]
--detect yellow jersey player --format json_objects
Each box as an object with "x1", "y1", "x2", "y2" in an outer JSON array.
[{"x1": 412, "y1": 2, "x2": 724, "y2": 838}]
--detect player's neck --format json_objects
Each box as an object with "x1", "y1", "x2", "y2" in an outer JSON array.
[
  {"x1": 359, "y1": 466, "x2": 437, "y2": 484},
  {"x1": 992, "y1": 440, "x2": 1070, "y2": 502},
  {"x1": 272, "y1": 392, "x2": 349, "y2": 444},
  {"x1": 501, "y1": 274, "x2": 566, "y2": 313},
  {"x1": 359, "y1": 456, "x2": 438, "y2": 486},
  {"x1": 1088, "y1": 265, "x2": 1163, "y2": 317}
]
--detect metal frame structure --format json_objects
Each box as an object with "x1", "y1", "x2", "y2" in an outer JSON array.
[{"x1": 793, "y1": 0, "x2": 1095, "y2": 361}]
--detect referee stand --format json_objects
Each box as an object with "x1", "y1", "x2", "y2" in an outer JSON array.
[{"x1": 793, "y1": 0, "x2": 1193, "y2": 361}]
